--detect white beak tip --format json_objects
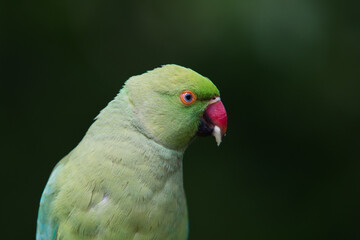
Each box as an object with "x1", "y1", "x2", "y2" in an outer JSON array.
[{"x1": 213, "y1": 125, "x2": 222, "y2": 146}]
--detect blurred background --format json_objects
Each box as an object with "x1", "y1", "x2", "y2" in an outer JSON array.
[{"x1": 1, "y1": 0, "x2": 360, "y2": 239}]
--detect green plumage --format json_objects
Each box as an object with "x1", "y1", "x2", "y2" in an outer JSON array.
[{"x1": 37, "y1": 65, "x2": 220, "y2": 240}]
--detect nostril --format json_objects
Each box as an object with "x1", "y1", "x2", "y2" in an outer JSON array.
[{"x1": 210, "y1": 96, "x2": 220, "y2": 104}]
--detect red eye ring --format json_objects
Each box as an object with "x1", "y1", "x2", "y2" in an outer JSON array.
[{"x1": 180, "y1": 90, "x2": 196, "y2": 105}]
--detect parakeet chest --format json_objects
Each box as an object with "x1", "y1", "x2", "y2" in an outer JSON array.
[
  {"x1": 117, "y1": 172, "x2": 188, "y2": 239},
  {"x1": 91, "y1": 166, "x2": 188, "y2": 240},
  {"x1": 53, "y1": 142, "x2": 188, "y2": 240},
  {"x1": 127, "y1": 159, "x2": 187, "y2": 236}
]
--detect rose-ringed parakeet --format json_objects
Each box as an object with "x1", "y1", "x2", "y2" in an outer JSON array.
[{"x1": 36, "y1": 64, "x2": 227, "y2": 240}]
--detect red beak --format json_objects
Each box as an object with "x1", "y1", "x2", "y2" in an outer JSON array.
[
  {"x1": 205, "y1": 100, "x2": 227, "y2": 136},
  {"x1": 197, "y1": 99, "x2": 227, "y2": 145}
]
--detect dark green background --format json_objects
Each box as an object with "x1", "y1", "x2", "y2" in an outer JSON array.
[{"x1": 1, "y1": 0, "x2": 360, "y2": 239}]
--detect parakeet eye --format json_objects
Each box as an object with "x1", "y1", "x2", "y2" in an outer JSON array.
[{"x1": 180, "y1": 90, "x2": 196, "y2": 105}]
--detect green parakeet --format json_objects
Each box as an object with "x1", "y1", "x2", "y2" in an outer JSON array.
[{"x1": 36, "y1": 64, "x2": 227, "y2": 240}]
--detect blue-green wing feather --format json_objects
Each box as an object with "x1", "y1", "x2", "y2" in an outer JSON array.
[{"x1": 36, "y1": 164, "x2": 63, "y2": 240}]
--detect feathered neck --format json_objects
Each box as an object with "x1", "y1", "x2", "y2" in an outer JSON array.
[{"x1": 78, "y1": 87, "x2": 184, "y2": 174}]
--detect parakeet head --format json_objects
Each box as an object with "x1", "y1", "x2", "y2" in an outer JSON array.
[{"x1": 125, "y1": 64, "x2": 227, "y2": 150}]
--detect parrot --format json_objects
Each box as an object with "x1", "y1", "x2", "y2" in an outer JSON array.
[{"x1": 36, "y1": 64, "x2": 227, "y2": 240}]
